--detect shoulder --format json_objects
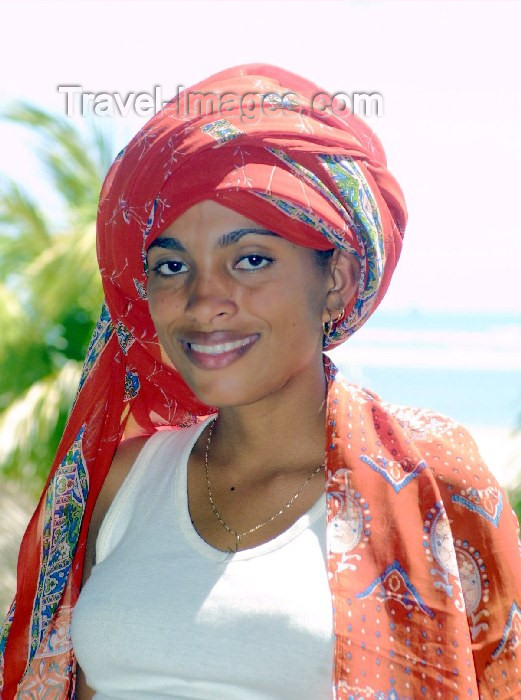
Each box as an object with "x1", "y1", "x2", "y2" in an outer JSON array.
[
  {"x1": 98, "y1": 425, "x2": 196, "y2": 509},
  {"x1": 96, "y1": 434, "x2": 158, "y2": 520},
  {"x1": 380, "y1": 401, "x2": 480, "y2": 460},
  {"x1": 81, "y1": 421, "x2": 208, "y2": 587},
  {"x1": 338, "y1": 373, "x2": 504, "y2": 499},
  {"x1": 373, "y1": 397, "x2": 519, "y2": 538},
  {"x1": 374, "y1": 397, "x2": 495, "y2": 492},
  {"x1": 334, "y1": 372, "x2": 484, "y2": 477},
  {"x1": 379, "y1": 400, "x2": 491, "y2": 486},
  {"x1": 81, "y1": 434, "x2": 149, "y2": 588}
]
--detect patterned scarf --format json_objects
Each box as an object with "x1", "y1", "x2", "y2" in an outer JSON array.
[{"x1": 5, "y1": 63, "x2": 516, "y2": 699}]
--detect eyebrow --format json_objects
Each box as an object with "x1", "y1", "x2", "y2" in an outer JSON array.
[{"x1": 148, "y1": 227, "x2": 280, "y2": 252}]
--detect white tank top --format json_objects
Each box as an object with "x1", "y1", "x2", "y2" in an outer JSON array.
[{"x1": 71, "y1": 416, "x2": 335, "y2": 700}]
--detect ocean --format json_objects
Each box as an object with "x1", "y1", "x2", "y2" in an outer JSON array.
[{"x1": 327, "y1": 309, "x2": 521, "y2": 429}]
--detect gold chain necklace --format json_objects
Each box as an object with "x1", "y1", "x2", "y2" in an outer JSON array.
[{"x1": 204, "y1": 418, "x2": 325, "y2": 552}]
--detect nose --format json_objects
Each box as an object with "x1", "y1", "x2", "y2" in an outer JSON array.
[{"x1": 184, "y1": 270, "x2": 238, "y2": 325}]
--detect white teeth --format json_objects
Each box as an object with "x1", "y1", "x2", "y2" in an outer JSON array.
[{"x1": 188, "y1": 337, "x2": 256, "y2": 355}]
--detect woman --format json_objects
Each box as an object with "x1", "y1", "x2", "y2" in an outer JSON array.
[{"x1": 1, "y1": 63, "x2": 520, "y2": 699}]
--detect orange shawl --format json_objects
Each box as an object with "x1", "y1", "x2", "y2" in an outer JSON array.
[{"x1": 324, "y1": 359, "x2": 521, "y2": 698}]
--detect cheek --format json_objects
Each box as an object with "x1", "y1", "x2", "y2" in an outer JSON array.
[
  {"x1": 247, "y1": 279, "x2": 322, "y2": 340},
  {"x1": 238, "y1": 283, "x2": 297, "y2": 334},
  {"x1": 147, "y1": 288, "x2": 184, "y2": 332}
]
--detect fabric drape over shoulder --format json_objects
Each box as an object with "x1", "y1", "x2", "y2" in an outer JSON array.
[
  {"x1": 323, "y1": 361, "x2": 521, "y2": 699},
  {"x1": 2, "y1": 63, "x2": 519, "y2": 699}
]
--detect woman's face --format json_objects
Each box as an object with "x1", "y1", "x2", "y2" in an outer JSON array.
[{"x1": 146, "y1": 199, "x2": 333, "y2": 408}]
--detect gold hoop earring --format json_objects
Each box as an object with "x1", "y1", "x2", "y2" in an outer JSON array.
[
  {"x1": 322, "y1": 307, "x2": 345, "y2": 340},
  {"x1": 322, "y1": 319, "x2": 333, "y2": 340},
  {"x1": 334, "y1": 307, "x2": 345, "y2": 324}
]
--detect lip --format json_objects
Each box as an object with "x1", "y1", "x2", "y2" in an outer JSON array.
[{"x1": 180, "y1": 333, "x2": 260, "y2": 371}]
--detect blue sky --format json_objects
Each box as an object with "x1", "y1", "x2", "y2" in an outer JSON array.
[{"x1": 1, "y1": 0, "x2": 520, "y2": 314}]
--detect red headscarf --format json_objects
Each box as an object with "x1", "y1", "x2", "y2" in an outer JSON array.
[{"x1": 0, "y1": 63, "x2": 407, "y2": 696}]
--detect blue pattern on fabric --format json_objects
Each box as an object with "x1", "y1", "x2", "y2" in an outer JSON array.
[
  {"x1": 492, "y1": 601, "x2": 521, "y2": 659},
  {"x1": 360, "y1": 454, "x2": 427, "y2": 493},
  {"x1": 426, "y1": 502, "x2": 458, "y2": 597},
  {"x1": 133, "y1": 277, "x2": 147, "y2": 300},
  {"x1": 251, "y1": 190, "x2": 350, "y2": 251},
  {"x1": 261, "y1": 92, "x2": 300, "y2": 112},
  {"x1": 201, "y1": 119, "x2": 244, "y2": 144},
  {"x1": 124, "y1": 368, "x2": 140, "y2": 401},
  {"x1": 77, "y1": 303, "x2": 113, "y2": 393},
  {"x1": 141, "y1": 195, "x2": 172, "y2": 274},
  {"x1": 114, "y1": 146, "x2": 126, "y2": 161},
  {"x1": 318, "y1": 154, "x2": 384, "y2": 341},
  {"x1": 345, "y1": 690, "x2": 402, "y2": 700},
  {"x1": 356, "y1": 560, "x2": 435, "y2": 618},
  {"x1": 115, "y1": 321, "x2": 135, "y2": 356},
  {"x1": 29, "y1": 426, "x2": 89, "y2": 661},
  {"x1": 451, "y1": 489, "x2": 503, "y2": 528},
  {"x1": 143, "y1": 196, "x2": 159, "y2": 241},
  {"x1": 265, "y1": 147, "x2": 360, "y2": 257},
  {"x1": 0, "y1": 599, "x2": 15, "y2": 664}
]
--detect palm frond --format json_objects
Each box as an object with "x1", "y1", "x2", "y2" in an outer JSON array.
[
  {"x1": 3, "y1": 103, "x2": 110, "y2": 211},
  {"x1": 0, "y1": 282, "x2": 28, "y2": 346},
  {"x1": 0, "y1": 362, "x2": 82, "y2": 490},
  {"x1": 25, "y1": 221, "x2": 102, "y2": 322},
  {"x1": 0, "y1": 180, "x2": 50, "y2": 240},
  {"x1": 0, "y1": 101, "x2": 115, "y2": 493},
  {"x1": 0, "y1": 480, "x2": 36, "y2": 617},
  {"x1": 0, "y1": 284, "x2": 54, "y2": 410},
  {"x1": 0, "y1": 182, "x2": 51, "y2": 278}
]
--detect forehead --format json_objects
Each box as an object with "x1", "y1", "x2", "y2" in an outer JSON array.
[
  {"x1": 163, "y1": 199, "x2": 259, "y2": 237},
  {"x1": 147, "y1": 199, "x2": 282, "y2": 253}
]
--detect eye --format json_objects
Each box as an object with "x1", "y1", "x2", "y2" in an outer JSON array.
[
  {"x1": 235, "y1": 254, "x2": 274, "y2": 271},
  {"x1": 152, "y1": 260, "x2": 188, "y2": 277}
]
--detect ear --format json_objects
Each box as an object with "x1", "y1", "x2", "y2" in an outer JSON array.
[{"x1": 322, "y1": 250, "x2": 360, "y2": 324}]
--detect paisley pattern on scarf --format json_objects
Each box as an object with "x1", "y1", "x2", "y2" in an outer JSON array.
[
  {"x1": 123, "y1": 367, "x2": 140, "y2": 402},
  {"x1": 452, "y1": 486, "x2": 503, "y2": 527},
  {"x1": 200, "y1": 118, "x2": 244, "y2": 144},
  {"x1": 319, "y1": 154, "x2": 384, "y2": 338},
  {"x1": 76, "y1": 302, "x2": 113, "y2": 394},
  {"x1": 15, "y1": 604, "x2": 76, "y2": 698},
  {"x1": 492, "y1": 603, "x2": 521, "y2": 659},
  {"x1": 29, "y1": 426, "x2": 88, "y2": 661}
]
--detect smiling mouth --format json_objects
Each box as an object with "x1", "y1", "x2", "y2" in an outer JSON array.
[
  {"x1": 180, "y1": 334, "x2": 260, "y2": 370},
  {"x1": 184, "y1": 336, "x2": 258, "y2": 355}
]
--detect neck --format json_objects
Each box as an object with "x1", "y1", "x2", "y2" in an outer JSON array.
[{"x1": 205, "y1": 354, "x2": 330, "y2": 478}]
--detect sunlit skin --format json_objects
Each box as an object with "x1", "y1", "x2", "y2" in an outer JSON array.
[
  {"x1": 76, "y1": 203, "x2": 359, "y2": 696},
  {"x1": 146, "y1": 199, "x2": 359, "y2": 539}
]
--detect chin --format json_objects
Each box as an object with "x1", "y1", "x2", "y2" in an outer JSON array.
[
  {"x1": 165, "y1": 338, "x2": 277, "y2": 408},
  {"x1": 183, "y1": 374, "x2": 266, "y2": 410}
]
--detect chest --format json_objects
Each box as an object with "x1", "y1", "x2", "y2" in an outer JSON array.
[
  {"x1": 186, "y1": 449, "x2": 327, "y2": 553},
  {"x1": 71, "y1": 456, "x2": 335, "y2": 699}
]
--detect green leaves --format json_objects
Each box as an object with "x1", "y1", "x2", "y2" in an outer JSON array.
[
  {"x1": 3, "y1": 103, "x2": 111, "y2": 214},
  {"x1": 0, "y1": 102, "x2": 114, "y2": 489},
  {"x1": 0, "y1": 363, "x2": 82, "y2": 494}
]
